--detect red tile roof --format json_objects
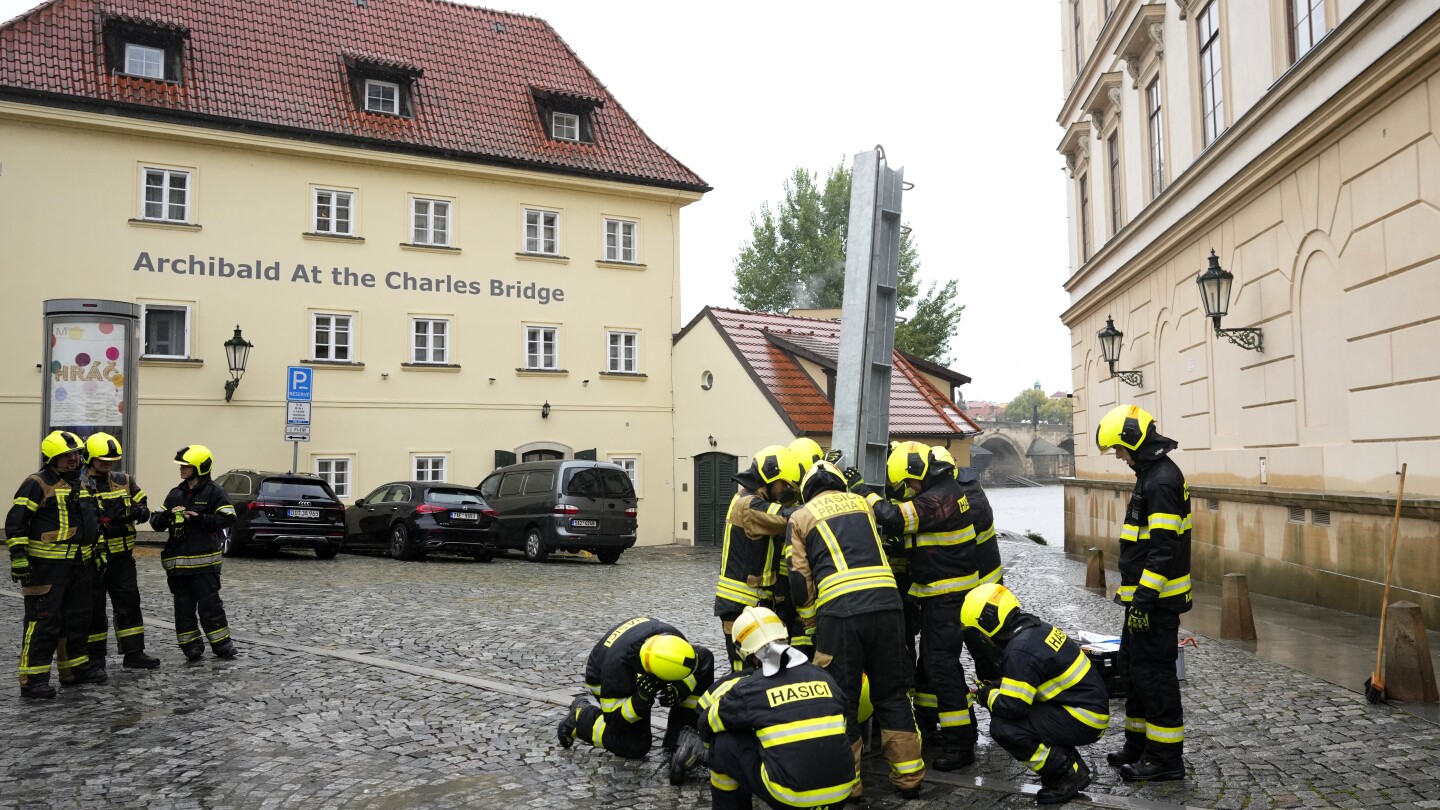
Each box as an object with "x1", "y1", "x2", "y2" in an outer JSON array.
[
  {"x1": 0, "y1": 0, "x2": 709, "y2": 192},
  {"x1": 680, "y1": 307, "x2": 981, "y2": 438}
]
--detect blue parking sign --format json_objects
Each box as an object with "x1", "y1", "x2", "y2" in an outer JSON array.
[{"x1": 286, "y1": 366, "x2": 312, "y2": 402}]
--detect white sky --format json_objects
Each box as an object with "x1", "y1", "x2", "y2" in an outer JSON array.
[{"x1": 0, "y1": 0, "x2": 1075, "y2": 403}]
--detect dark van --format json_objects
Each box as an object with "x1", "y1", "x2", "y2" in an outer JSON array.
[{"x1": 477, "y1": 460, "x2": 637, "y2": 564}]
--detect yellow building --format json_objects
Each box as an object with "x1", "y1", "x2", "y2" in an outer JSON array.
[
  {"x1": 1058, "y1": 1, "x2": 1440, "y2": 617},
  {"x1": 0, "y1": 0, "x2": 707, "y2": 546}
]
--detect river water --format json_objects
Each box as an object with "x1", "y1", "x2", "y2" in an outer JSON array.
[{"x1": 986, "y1": 484, "x2": 1065, "y2": 550}]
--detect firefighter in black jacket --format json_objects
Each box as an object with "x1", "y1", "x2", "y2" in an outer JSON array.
[
  {"x1": 81, "y1": 433, "x2": 159, "y2": 670},
  {"x1": 713, "y1": 445, "x2": 803, "y2": 672},
  {"x1": 6, "y1": 431, "x2": 107, "y2": 698},
  {"x1": 1096, "y1": 404, "x2": 1191, "y2": 782},
  {"x1": 962, "y1": 583, "x2": 1109, "y2": 805},
  {"x1": 700, "y1": 606, "x2": 855, "y2": 809},
  {"x1": 149, "y1": 445, "x2": 238, "y2": 661},
  {"x1": 789, "y1": 460, "x2": 925, "y2": 800},
  {"x1": 557, "y1": 617, "x2": 715, "y2": 781},
  {"x1": 865, "y1": 441, "x2": 1002, "y2": 771},
  {"x1": 772, "y1": 437, "x2": 825, "y2": 656}
]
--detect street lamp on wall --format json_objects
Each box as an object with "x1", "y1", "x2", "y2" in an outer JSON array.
[
  {"x1": 1196, "y1": 250, "x2": 1263, "y2": 352},
  {"x1": 222, "y1": 325, "x2": 253, "y2": 403},
  {"x1": 541, "y1": 401, "x2": 551, "y2": 419},
  {"x1": 1097, "y1": 316, "x2": 1143, "y2": 387}
]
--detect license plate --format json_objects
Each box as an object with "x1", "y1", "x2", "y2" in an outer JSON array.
[
  {"x1": 451, "y1": 512, "x2": 479, "y2": 521},
  {"x1": 287, "y1": 508, "x2": 320, "y2": 519},
  {"x1": 570, "y1": 519, "x2": 598, "y2": 528}
]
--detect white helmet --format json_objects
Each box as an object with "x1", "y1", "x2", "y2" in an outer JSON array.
[{"x1": 732, "y1": 606, "x2": 789, "y2": 660}]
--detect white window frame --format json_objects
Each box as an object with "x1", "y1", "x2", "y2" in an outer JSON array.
[
  {"x1": 1145, "y1": 76, "x2": 1166, "y2": 199},
  {"x1": 606, "y1": 330, "x2": 639, "y2": 374},
  {"x1": 412, "y1": 454, "x2": 448, "y2": 483},
  {"x1": 312, "y1": 312, "x2": 354, "y2": 362},
  {"x1": 364, "y1": 79, "x2": 400, "y2": 115},
  {"x1": 604, "y1": 218, "x2": 638, "y2": 263},
  {"x1": 313, "y1": 188, "x2": 355, "y2": 236},
  {"x1": 524, "y1": 208, "x2": 560, "y2": 255},
  {"x1": 411, "y1": 317, "x2": 450, "y2": 364},
  {"x1": 610, "y1": 456, "x2": 638, "y2": 490},
  {"x1": 140, "y1": 302, "x2": 191, "y2": 359},
  {"x1": 314, "y1": 457, "x2": 353, "y2": 499},
  {"x1": 524, "y1": 325, "x2": 559, "y2": 370},
  {"x1": 1289, "y1": 0, "x2": 1326, "y2": 62},
  {"x1": 1197, "y1": 1, "x2": 1225, "y2": 147},
  {"x1": 411, "y1": 197, "x2": 451, "y2": 246},
  {"x1": 1078, "y1": 172, "x2": 1092, "y2": 262},
  {"x1": 124, "y1": 43, "x2": 165, "y2": 79},
  {"x1": 552, "y1": 111, "x2": 580, "y2": 141},
  {"x1": 141, "y1": 167, "x2": 190, "y2": 223}
]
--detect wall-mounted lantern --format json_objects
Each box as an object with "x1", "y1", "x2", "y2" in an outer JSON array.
[
  {"x1": 541, "y1": 400, "x2": 551, "y2": 419},
  {"x1": 1097, "y1": 316, "x2": 1143, "y2": 387},
  {"x1": 1196, "y1": 250, "x2": 1263, "y2": 352},
  {"x1": 223, "y1": 325, "x2": 253, "y2": 403}
]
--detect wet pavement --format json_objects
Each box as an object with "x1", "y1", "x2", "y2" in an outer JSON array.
[{"x1": 1, "y1": 534, "x2": 1438, "y2": 809}]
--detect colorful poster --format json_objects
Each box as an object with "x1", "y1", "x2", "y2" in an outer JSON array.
[{"x1": 48, "y1": 320, "x2": 127, "y2": 448}]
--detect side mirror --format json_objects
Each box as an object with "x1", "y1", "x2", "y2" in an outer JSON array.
[{"x1": 353, "y1": 498, "x2": 366, "y2": 507}]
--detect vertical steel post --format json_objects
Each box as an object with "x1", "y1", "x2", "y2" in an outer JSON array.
[{"x1": 831, "y1": 148, "x2": 904, "y2": 485}]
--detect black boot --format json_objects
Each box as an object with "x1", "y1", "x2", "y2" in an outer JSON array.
[
  {"x1": 668, "y1": 726, "x2": 706, "y2": 785},
  {"x1": 1037, "y1": 758, "x2": 1091, "y2": 805},
  {"x1": 931, "y1": 747, "x2": 975, "y2": 771},
  {"x1": 1120, "y1": 758, "x2": 1185, "y2": 782},
  {"x1": 20, "y1": 679, "x2": 57, "y2": 699},
  {"x1": 123, "y1": 651, "x2": 162, "y2": 669},
  {"x1": 1106, "y1": 747, "x2": 1143, "y2": 767},
  {"x1": 557, "y1": 696, "x2": 587, "y2": 749},
  {"x1": 183, "y1": 644, "x2": 205, "y2": 663},
  {"x1": 213, "y1": 641, "x2": 238, "y2": 659},
  {"x1": 68, "y1": 664, "x2": 108, "y2": 685}
]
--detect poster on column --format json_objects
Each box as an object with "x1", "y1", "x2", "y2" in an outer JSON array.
[{"x1": 48, "y1": 320, "x2": 128, "y2": 452}]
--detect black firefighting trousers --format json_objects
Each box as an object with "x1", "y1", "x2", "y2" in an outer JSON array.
[
  {"x1": 1118, "y1": 609, "x2": 1183, "y2": 764},
  {"x1": 17, "y1": 560, "x2": 92, "y2": 686},
  {"x1": 990, "y1": 702, "x2": 1105, "y2": 778},
  {"x1": 918, "y1": 596, "x2": 980, "y2": 753},
  {"x1": 575, "y1": 646, "x2": 715, "y2": 759},
  {"x1": 707, "y1": 731, "x2": 852, "y2": 810},
  {"x1": 167, "y1": 571, "x2": 231, "y2": 652},
  {"x1": 88, "y1": 552, "x2": 146, "y2": 660}
]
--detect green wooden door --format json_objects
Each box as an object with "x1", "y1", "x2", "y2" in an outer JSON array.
[{"x1": 693, "y1": 452, "x2": 737, "y2": 547}]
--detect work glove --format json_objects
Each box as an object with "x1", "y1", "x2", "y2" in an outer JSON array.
[
  {"x1": 170, "y1": 506, "x2": 187, "y2": 527},
  {"x1": 973, "y1": 680, "x2": 996, "y2": 707},
  {"x1": 823, "y1": 449, "x2": 844, "y2": 464},
  {"x1": 10, "y1": 554, "x2": 29, "y2": 585},
  {"x1": 131, "y1": 503, "x2": 150, "y2": 524},
  {"x1": 634, "y1": 673, "x2": 661, "y2": 704},
  {"x1": 1126, "y1": 605, "x2": 1151, "y2": 634},
  {"x1": 93, "y1": 542, "x2": 109, "y2": 574},
  {"x1": 842, "y1": 467, "x2": 865, "y2": 493},
  {"x1": 658, "y1": 683, "x2": 683, "y2": 708}
]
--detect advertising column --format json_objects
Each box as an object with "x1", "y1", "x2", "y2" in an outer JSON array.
[{"x1": 42, "y1": 300, "x2": 141, "y2": 473}]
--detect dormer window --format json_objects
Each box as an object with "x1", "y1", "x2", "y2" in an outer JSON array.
[
  {"x1": 103, "y1": 15, "x2": 189, "y2": 83},
  {"x1": 344, "y1": 53, "x2": 424, "y2": 119},
  {"x1": 364, "y1": 79, "x2": 400, "y2": 115},
  {"x1": 552, "y1": 111, "x2": 580, "y2": 142},
  {"x1": 532, "y1": 87, "x2": 602, "y2": 144}
]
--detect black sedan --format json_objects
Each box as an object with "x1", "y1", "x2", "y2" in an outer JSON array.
[{"x1": 342, "y1": 482, "x2": 498, "y2": 562}]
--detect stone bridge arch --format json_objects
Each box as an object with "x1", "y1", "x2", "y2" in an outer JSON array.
[
  {"x1": 971, "y1": 420, "x2": 1076, "y2": 484},
  {"x1": 978, "y1": 434, "x2": 1027, "y2": 481}
]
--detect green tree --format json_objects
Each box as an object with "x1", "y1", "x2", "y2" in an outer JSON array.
[
  {"x1": 732, "y1": 162, "x2": 963, "y2": 363},
  {"x1": 1003, "y1": 387, "x2": 1073, "y2": 427}
]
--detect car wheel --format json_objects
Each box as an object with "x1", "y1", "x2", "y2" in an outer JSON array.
[
  {"x1": 596, "y1": 549, "x2": 621, "y2": 565},
  {"x1": 523, "y1": 528, "x2": 549, "y2": 562},
  {"x1": 220, "y1": 529, "x2": 244, "y2": 558},
  {"x1": 315, "y1": 544, "x2": 339, "y2": 560},
  {"x1": 389, "y1": 523, "x2": 418, "y2": 561}
]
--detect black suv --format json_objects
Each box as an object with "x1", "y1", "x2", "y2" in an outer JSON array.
[
  {"x1": 214, "y1": 470, "x2": 346, "y2": 559},
  {"x1": 478, "y1": 460, "x2": 637, "y2": 564}
]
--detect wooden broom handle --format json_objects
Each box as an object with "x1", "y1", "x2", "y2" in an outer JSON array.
[{"x1": 1374, "y1": 463, "x2": 1407, "y2": 680}]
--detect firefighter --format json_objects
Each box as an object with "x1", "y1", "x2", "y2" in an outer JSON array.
[
  {"x1": 929, "y1": 445, "x2": 1004, "y2": 683},
  {"x1": 788, "y1": 460, "x2": 925, "y2": 800},
  {"x1": 6, "y1": 430, "x2": 106, "y2": 697},
  {"x1": 962, "y1": 583, "x2": 1109, "y2": 805},
  {"x1": 1096, "y1": 405, "x2": 1190, "y2": 782},
  {"x1": 149, "y1": 445, "x2": 238, "y2": 661},
  {"x1": 714, "y1": 445, "x2": 804, "y2": 672},
  {"x1": 557, "y1": 616, "x2": 715, "y2": 782},
  {"x1": 700, "y1": 606, "x2": 855, "y2": 809},
  {"x1": 863, "y1": 441, "x2": 1001, "y2": 771},
  {"x1": 81, "y1": 433, "x2": 159, "y2": 670},
  {"x1": 774, "y1": 437, "x2": 825, "y2": 657}
]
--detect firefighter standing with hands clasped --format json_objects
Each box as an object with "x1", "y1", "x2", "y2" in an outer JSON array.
[{"x1": 81, "y1": 432, "x2": 160, "y2": 670}]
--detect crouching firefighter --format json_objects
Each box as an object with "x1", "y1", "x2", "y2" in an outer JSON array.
[
  {"x1": 558, "y1": 617, "x2": 716, "y2": 782},
  {"x1": 962, "y1": 584, "x2": 1109, "y2": 806},
  {"x1": 700, "y1": 606, "x2": 855, "y2": 809},
  {"x1": 82, "y1": 433, "x2": 159, "y2": 670},
  {"x1": 149, "y1": 445, "x2": 237, "y2": 661}
]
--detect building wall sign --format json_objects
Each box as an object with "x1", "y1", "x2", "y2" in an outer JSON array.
[{"x1": 131, "y1": 251, "x2": 567, "y2": 304}]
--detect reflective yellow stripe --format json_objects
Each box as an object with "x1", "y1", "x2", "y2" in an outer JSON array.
[
  {"x1": 87, "y1": 632, "x2": 108, "y2": 644},
  {"x1": 913, "y1": 692, "x2": 938, "y2": 709},
  {"x1": 890, "y1": 757, "x2": 925, "y2": 775},
  {"x1": 899, "y1": 501, "x2": 919, "y2": 534},
  {"x1": 1065, "y1": 705, "x2": 1110, "y2": 730},
  {"x1": 1160, "y1": 575, "x2": 1192, "y2": 597},
  {"x1": 705, "y1": 677, "x2": 743, "y2": 733},
  {"x1": 913, "y1": 525, "x2": 976, "y2": 547},
  {"x1": 6, "y1": 537, "x2": 28, "y2": 550},
  {"x1": 816, "y1": 565, "x2": 897, "y2": 608},
  {"x1": 205, "y1": 626, "x2": 230, "y2": 643},
  {"x1": 591, "y1": 715, "x2": 607, "y2": 748},
  {"x1": 1138, "y1": 569, "x2": 1167, "y2": 592},
  {"x1": 1146, "y1": 722, "x2": 1184, "y2": 744},
  {"x1": 756, "y1": 714, "x2": 846, "y2": 747},
  {"x1": 999, "y1": 677, "x2": 1036, "y2": 704},
  {"x1": 163, "y1": 552, "x2": 223, "y2": 570},
  {"x1": 681, "y1": 694, "x2": 700, "y2": 710},
  {"x1": 13, "y1": 497, "x2": 38, "y2": 512},
  {"x1": 977, "y1": 564, "x2": 1004, "y2": 587},
  {"x1": 1118, "y1": 585, "x2": 1136, "y2": 602},
  {"x1": 864, "y1": 493, "x2": 882, "y2": 507},
  {"x1": 908, "y1": 573, "x2": 979, "y2": 599},
  {"x1": 765, "y1": 503, "x2": 783, "y2": 515},
  {"x1": 115, "y1": 625, "x2": 145, "y2": 639},
  {"x1": 761, "y1": 763, "x2": 856, "y2": 805},
  {"x1": 176, "y1": 630, "x2": 202, "y2": 644},
  {"x1": 1125, "y1": 716, "x2": 1146, "y2": 733},
  {"x1": 620, "y1": 696, "x2": 642, "y2": 723},
  {"x1": 217, "y1": 505, "x2": 236, "y2": 515},
  {"x1": 816, "y1": 521, "x2": 846, "y2": 572},
  {"x1": 57, "y1": 654, "x2": 89, "y2": 668},
  {"x1": 18, "y1": 620, "x2": 41, "y2": 675},
  {"x1": 938, "y1": 710, "x2": 972, "y2": 728},
  {"x1": 975, "y1": 524, "x2": 996, "y2": 543},
  {"x1": 797, "y1": 602, "x2": 817, "y2": 619},
  {"x1": 716, "y1": 576, "x2": 763, "y2": 606},
  {"x1": 1027, "y1": 743, "x2": 1051, "y2": 773},
  {"x1": 1036, "y1": 651, "x2": 1090, "y2": 701},
  {"x1": 1148, "y1": 513, "x2": 1190, "y2": 533},
  {"x1": 598, "y1": 696, "x2": 625, "y2": 712},
  {"x1": 710, "y1": 771, "x2": 740, "y2": 791}
]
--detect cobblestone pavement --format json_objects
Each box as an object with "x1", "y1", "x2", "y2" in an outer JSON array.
[{"x1": 2, "y1": 536, "x2": 1438, "y2": 809}]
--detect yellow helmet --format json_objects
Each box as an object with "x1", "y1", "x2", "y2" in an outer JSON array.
[
  {"x1": 639, "y1": 634, "x2": 697, "y2": 682},
  {"x1": 788, "y1": 437, "x2": 824, "y2": 472},
  {"x1": 751, "y1": 445, "x2": 803, "y2": 487},
  {"x1": 886, "y1": 441, "x2": 931, "y2": 488},
  {"x1": 930, "y1": 445, "x2": 958, "y2": 478},
  {"x1": 86, "y1": 432, "x2": 123, "y2": 462},
  {"x1": 40, "y1": 430, "x2": 85, "y2": 464},
  {"x1": 800, "y1": 459, "x2": 847, "y2": 502},
  {"x1": 858, "y1": 673, "x2": 873, "y2": 724},
  {"x1": 732, "y1": 606, "x2": 789, "y2": 660},
  {"x1": 1095, "y1": 404, "x2": 1154, "y2": 452},
  {"x1": 961, "y1": 583, "x2": 1021, "y2": 638},
  {"x1": 174, "y1": 444, "x2": 215, "y2": 477}
]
